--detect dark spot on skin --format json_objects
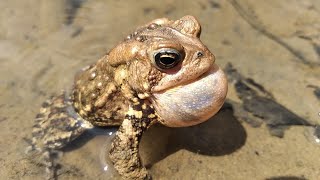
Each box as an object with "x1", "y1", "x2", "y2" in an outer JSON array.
[
  {"x1": 132, "y1": 104, "x2": 142, "y2": 111},
  {"x1": 48, "y1": 106, "x2": 68, "y2": 118},
  {"x1": 127, "y1": 114, "x2": 151, "y2": 133}
]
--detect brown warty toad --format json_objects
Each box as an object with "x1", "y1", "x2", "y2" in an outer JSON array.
[{"x1": 28, "y1": 15, "x2": 228, "y2": 179}]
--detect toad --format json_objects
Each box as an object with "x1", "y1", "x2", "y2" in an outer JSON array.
[{"x1": 28, "y1": 15, "x2": 228, "y2": 179}]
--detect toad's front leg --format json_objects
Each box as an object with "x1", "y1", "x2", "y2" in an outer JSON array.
[{"x1": 109, "y1": 100, "x2": 157, "y2": 179}]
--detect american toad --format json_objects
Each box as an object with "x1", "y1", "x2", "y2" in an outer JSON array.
[{"x1": 28, "y1": 15, "x2": 228, "y2": 179}]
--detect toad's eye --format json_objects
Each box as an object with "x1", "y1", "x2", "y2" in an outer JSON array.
[{"x1": 153, "y1": 49, "x2": 183, "y2": 70}]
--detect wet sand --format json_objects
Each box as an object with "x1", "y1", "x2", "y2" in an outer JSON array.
[{"x1": 1, "y1": 0, "x2": 320, "y2": 179}]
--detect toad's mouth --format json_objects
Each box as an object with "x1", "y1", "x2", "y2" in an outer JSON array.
[{"x1": 150, "y1": 64, "x2": 228, "y2": 127}]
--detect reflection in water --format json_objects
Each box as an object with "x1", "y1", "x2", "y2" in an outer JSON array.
[
  {"x1": 100, "y1": 133, "x2": 115, "y2": 171},
  {"x1": 99, "y1": 133, "x2": 120, "y2": 179},
  {"x1": 62, "y1": 126, "x2": 118, "y2": 152},
  {"x1": 61, "y1": 127, "x2": 119, "y2": 179}
]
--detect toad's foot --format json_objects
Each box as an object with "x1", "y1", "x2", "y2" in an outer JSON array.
[
  {"x1": 109, "y1": 100, "x2": 157, "y2": 179},
  {"x1": 27, "y1": 92, "x2": 93, "y2": 179}
]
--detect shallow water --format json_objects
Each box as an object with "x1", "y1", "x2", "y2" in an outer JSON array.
[{"x1": 1, "y1": 0, "x2": 320, "y2": 179}]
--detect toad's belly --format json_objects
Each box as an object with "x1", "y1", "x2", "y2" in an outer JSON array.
[{"x1": 151, "y1": 64, "x2": 228, "y2": 127}]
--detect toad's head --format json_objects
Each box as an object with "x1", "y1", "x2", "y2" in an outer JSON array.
[{"x1": 108, "y1": 15, "x2": 228, "y2": 127}]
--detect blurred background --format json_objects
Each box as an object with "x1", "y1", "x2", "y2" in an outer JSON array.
[{"x1": 0, "y1": 0, "x2": 319, "y2": 179}]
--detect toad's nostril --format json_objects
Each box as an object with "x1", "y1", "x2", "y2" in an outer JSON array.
[{"x1": 197, "y1": 51, "x2": 204, "y2": 58}]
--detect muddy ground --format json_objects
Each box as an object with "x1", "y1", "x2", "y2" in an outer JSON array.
[{"x1": 0, "y1": 0, "x2": 320, "y2": 179}]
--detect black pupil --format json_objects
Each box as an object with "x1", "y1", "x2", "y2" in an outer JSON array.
[{"x1": 155, "y1": 51, "x2": 180, "y2": 69}]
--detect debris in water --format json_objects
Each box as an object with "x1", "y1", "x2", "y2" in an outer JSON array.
[
  {"x1": 225, "y1": 63, "x2": 312, "y2": 137},
  {"x1": 307, "y1": 85, "x2": 320, "y2": 101}
]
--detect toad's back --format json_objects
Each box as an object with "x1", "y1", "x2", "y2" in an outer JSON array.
[{"x1": 72, "y1": 55, "x2": 130, "y2": 126}]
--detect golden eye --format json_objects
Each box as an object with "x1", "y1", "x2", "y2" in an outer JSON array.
[{"x1": 154, "y1": 49, "x2": 182, "y2": 69}]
